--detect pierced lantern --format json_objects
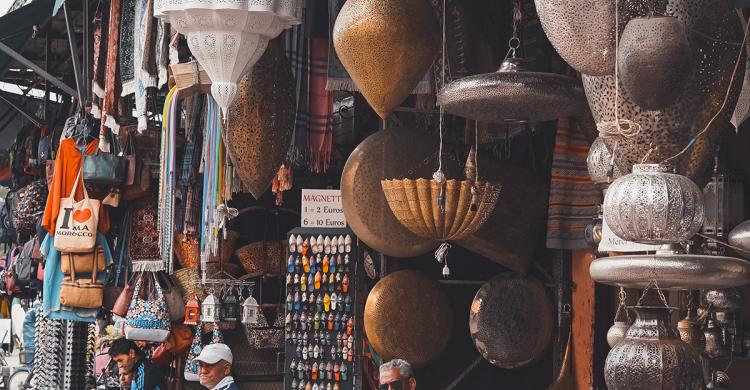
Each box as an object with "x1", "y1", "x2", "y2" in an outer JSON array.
[
  {"x1": 221, "y1": 290, "x2": 241, "y2": 322},
  {"x1": 202, "y1": 292, "x2": 220, "y2": 323},
  {"x1": 603, "y1": 164, "x2": 704, "y2": 244},
  {"x1": 184, "y1": 295, "x2": 201, "y2": 326},
  {"x1": 242, "y1": 295, "x2": 260, "y2": 324}
]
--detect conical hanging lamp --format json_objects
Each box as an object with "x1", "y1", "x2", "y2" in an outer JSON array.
[
  {"x1": 333, "y1": 0, "x2": 439, "y2": 119},
  {"x1": 155, "y1": 0, "x2": 301, "y2": 117},
  {"x1": 437, "y1": 6, "x2": 586, "y2": 123}
]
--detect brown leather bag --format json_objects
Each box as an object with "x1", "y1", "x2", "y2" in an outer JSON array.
[
  {"x1": 59, "y1": 249, "x2": 104, "y2": 309},
  {"x1": 122, "y1": 131, "x2": 151, "y2": 200},
  {"x1": 103, "y1": 265, "x2": 129, "y2": 311},
  {"x1": 61, "y1": 247, "x2": 106, "y2": 274},
  {"x1": 157, "y1": 271, "x2": 186, "y2": 321},
  {"x1": 111, "y1": 271, "x2": 135, "y2": 317},
  {"x1": 151, "y1": 323, "x2": 193, "y2": 366}
]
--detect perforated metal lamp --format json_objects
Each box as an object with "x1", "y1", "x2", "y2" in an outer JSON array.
[
  {"x1": 221, "y1": 291, "x2": 241, "y2": 322},
  {"x1": 154, "y1": 0, "x2": 301, "y2": 116},
  {"x1": 201, "y1": 292, "x2": 220, "y2": 323},
  {"x1": 242, "y1": 296, "x2": 260, "y2": 325}
]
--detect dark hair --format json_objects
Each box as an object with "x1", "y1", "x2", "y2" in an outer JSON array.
[{"x1": 109, "y1": 338, "x2": 142, "y2": 357}]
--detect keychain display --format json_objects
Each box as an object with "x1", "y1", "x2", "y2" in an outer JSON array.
[{"x1": 284, "y1": 229, "x2": 358, "y2": 390}]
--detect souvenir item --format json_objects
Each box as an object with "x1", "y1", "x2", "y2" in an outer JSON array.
[
  {"x1": 618, "y1": 16, "x2": 692, "y2": 110},
  {"x1": 184, "y1": 295, "x2": 200, "y2": 325},
  {"x1": 703, "y1": 288, "x2": 744, "y2": 312},
  {"x1": 364, "y1": 270, "x2": 451, "y2": 367},
  {"x1": 587, "y1": 137, "x2": 625, "y2": 188},
  {"x1": 704, "y1": 318, "x2": 729, "y2": 358},
  {"x1": 470, "y1": 273, "x2": 553, "y2": 368},
  {"x1": 605, "y1": 306, "x2": 703, "y2": 389},
  {"x1": 201, "y1": 292, "x2": 220, "y2": 323},
  {"x1": 125, "y1": 272, "x2": 171, "y2": 342},
  {"x1": 678, "y1": 312, "x2": 706, "y2": 352},
  {"x1": 332, "y1": 0, "x2": 439, "y2": 118},
  {"x1": 535, "y1": 0, "x2": 616, "y2": 76},
  {"x1": 220, "y1": 288, "x2": 241, "y2": 322},
  {"x1": 606, "y1": 321, "x2": 630, "y2": 348},
  {"x1": 60, "y1": 247, "x2": 106, "y2": 274},
  {"x1": 224, "y1": 39, "x2": 294, "y2": 199},
  {"x1": 54, "y1": 170, "x2": 100, "y2": 253},
  {"x1": 603, "y1": 164, "x2": 704, "y2": 244},
  {"x1": 381, "y1": 178, "x2": 501, "y2": 241},
  {"x1": 59, "y1": 249, "x2": 104, "y2": 309}
]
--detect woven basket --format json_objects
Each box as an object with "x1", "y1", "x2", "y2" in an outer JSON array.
[
  {"x1": 174, "y1": 233, "x2": 200, "y2": 268},
  {"x1": 172, "y1": 267, "x2": 199, "y2": 298},
  {"x1": 380, "y1": 178, "x2": 502, "y2": 241},
  {"x1": 235, "y1": 240, "x2": 286, "y2": 277},
  {"x1": 209, "y1": 230, "x2": 240, "y2": 263}
]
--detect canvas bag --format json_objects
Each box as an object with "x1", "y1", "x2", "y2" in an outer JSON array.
[
  {"x1": 54, "y1": 169, "x2": 100, "y2": 252},
  {"x1": 125, "y1": 272, "x2": 171, "y2": 342},
  {"x1": 59, "y1": 248, "x2": 104, "y2": 309}
]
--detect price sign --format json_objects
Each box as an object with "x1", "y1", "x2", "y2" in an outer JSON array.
[
  {"x1": 301, "y1": 189, "x2": 347, "y2": 228},
  {"x1": 598, "y1": 217, "x2": 661, "y2": 252}
]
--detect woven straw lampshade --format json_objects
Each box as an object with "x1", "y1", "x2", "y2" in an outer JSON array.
[
  {"x1": 437, "y1": 57, "x2": 587, "y2": 123},
  {"x1": 224, "y1": 38, "x2": 294, "y2": 199},
  {"x1": 364, "y1": 270, "x2": 452, "y2": 367},
  {"x1": 341, "y1": 128, "x2": 439, "y2": 258},
  {"x1": 470, "y1": 273, "x2": 553, "y2": 369},
  {"x1": 535, "y1": 0, "x2": 616, "y2": 76},
  {"x1": 582, "y1": 0, "x2": 744, "y2": 187},
  {"x1": 333, "y1": 0, "x2": 439, "y2": 119},
  {"x1": 380, "y1": 178, "x2": 501, "y2": 242}
]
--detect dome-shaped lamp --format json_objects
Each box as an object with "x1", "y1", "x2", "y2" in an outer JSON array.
[
  {"x1": 184, "y1": 295, "x2": 201, "y2": 326},
  {"x1": 202, "y1": 292, "x2": 220, "y2": 323},
  {"x1": 242, "y1": 295, "x2": 260, "y2": 325}
]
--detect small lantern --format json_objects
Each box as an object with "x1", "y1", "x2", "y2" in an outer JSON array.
[
  {"x1": 184, "y1": 295, "x2": 201, "y2": 325},
  {"x1": 242, "y1": 295, "x2": 260, "y2": 324},
  {"x1": 202, "y1": 292, "x2": 220, "y2": 323},
  {"x1": 221, "y1": 289, "x2": 241, "y2": 322}
]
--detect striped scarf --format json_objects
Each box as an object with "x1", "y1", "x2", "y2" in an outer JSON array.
[
  {"x1": 284, "y1": 21, "x2": 311, "y2": 168},
  {"x1": 158, "y1": 87, "x2": 179, "y2": 272}
]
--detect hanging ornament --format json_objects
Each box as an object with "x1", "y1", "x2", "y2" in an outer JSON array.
[
  {"x1": 220, "y1": 287, "x2": 241, "y2": 322},
  {"x1": 332, "y1": 0, "x2": 439, "y2": 119},
  {"x1": 155, "y1": 1, "x2": 301, "y2": 116},
  {"x1": 272, "y1": 164, "x2": 294, "y2": 206},
  {"x1": 242, "y1": 294, "x2": 259, "y2": 325},
  {"x1": 184, "y1": 294, "x2": 201, "y2": 326},
  {"x1": 201, "y1": 290, "x2": 220, "y2": 323},
  {"x1": 677, "y1": 300, "x2": 706, "y2": 352},
  {"x1": 603, "y1": 164, "x2": 704, "y2": 244},
  {"x1": 587, "y1": 137, "x2": 625, "y2": 190},
  {"x1": 607, "y1": 288, "x2": 630, "y2": 348},
  {"x1": 729, "y1": 219, "x2": 750, "y2": 258},
  {"x1": 618, "y1": 16, "x2": 692, "y2": 110}
]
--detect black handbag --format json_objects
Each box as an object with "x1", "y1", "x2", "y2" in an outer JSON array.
[{"x1": 83, "y1": 130, "x2": 128, "y2": 186}]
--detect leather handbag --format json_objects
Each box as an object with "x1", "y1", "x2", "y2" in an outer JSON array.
[
  {"x1": 83, "y1": 152, "x2": 129, "y2": 187},
  {"x1": 123, "y1": 131, "x2": 151, "y2": 201},
  {"x1": 111, "y1": 271, "x2": 134, "y2": 317},
  {"x1": 94, "y1": 339, "x2": 111, "y2": 377},
  {"x1": 157, "y1": 271, "x2": 186, "y2": 321},
  {"x1": 59, "y1": 248, "x2": 104, "y2": 309},
  {"x1": 151, "y1": 323, "x2": 193, "y2": 366},
  {"x1": 61, "y1": 247, "x2": 106, "y2": 274}
]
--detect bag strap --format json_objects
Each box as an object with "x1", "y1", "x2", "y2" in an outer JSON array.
[
  {"x1": 67, "y1": 253, "x2": 77, "y2": 283},
  {"x1": 90, "y1": 247, "x2": 99, "y2": 283},
  {"x1": 68, "y1": 167, "x2": 90, "y2": 200}
]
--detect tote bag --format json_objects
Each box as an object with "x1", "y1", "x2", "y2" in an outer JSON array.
[
  {"x1": 124, "y1": 272, "x2": 171, "y2": 342},
  {"x1": 54, "y1": 169, "x2": 100, "y2": 252}
]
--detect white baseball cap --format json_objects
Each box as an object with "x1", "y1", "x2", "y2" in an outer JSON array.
[{"x1": 193, "y1": 343, "x2": 233, "y2": 365}]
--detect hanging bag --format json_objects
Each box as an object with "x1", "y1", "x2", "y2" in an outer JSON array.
[
  {"x1": 59, "y1": 248, "x2": 104, "y2": 309},
  {"x1": 106, "y1": 213, "x2": 132, "y2": 313},
  {"x1": 156, "y1": 271, "x2": 186, "y2": 321},
  {"x1": 123, "y1": 130, "x2": 152, "y2": 201},
  {"x1": 53, "y1": 169, "x2": 100, "y2": 252},
  {"x1": 124, "y1": 272, "x2": 171, "y2": 342},
  {"x1": 60, "y1": 247, "x2": 106, "y2": 274},
  {"x1": 82, "y1": 129, "x2": 129, "y2": 186}
]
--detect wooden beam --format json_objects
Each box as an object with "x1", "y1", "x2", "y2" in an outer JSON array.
[{"x1": 571, "y1": 249, "x2": 597, "y2": 390}]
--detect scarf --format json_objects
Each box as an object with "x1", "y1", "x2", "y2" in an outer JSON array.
[
  {"x1": 134, "y1": 0, "x2": 158, "y2": 131},
  {"x1": 91, "y1": 0, "x2": 109, "y2": 118},
  {"x1": 158, "y1": 87, "x2": 179, "y2": 273},
  {"x1": 309, "y1": 37, "x2": 333, "y2": 173},
  {"x1": 119, "y1": 0, "x2": 136, "y2": 96},
  {"x1": 101, "y1": 0, "x2": 122, "y2": 135},
  {"x1": 211, "y1": 376, "x2": 236, "y2": 390},
  {"x1": 283, "y1": 21, "x2": 311, "y2": 168}
]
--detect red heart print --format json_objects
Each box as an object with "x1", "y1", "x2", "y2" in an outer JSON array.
[{"x1": 73, "y1": 209, "x2": 92, "y2": 223}]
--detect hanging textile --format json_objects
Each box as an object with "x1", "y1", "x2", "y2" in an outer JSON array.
[
  {"x1": 200, "y1": 97, "x2": 223, "y2": 279},
  {"x1": 545, "y1": 118, "x2": 602, "y2": 249},
  {"x1": 155, "y1": 19, "x2": 170, "y2": 88},
  {"x1": 119, "y1": 0, "x2": 136, "y2": 96},
  {"x1": 30, "y1": 317, "x2": 65, "y2": 389},
  {"x1": 101, "y1": 0, "x2": 123, "y2": 134},
  {"x1": 159, "y1": 86, "x2": 179, "y2": 273},
  {"x1": 91, "y1": 1, "x2": 110, "y2": 119},
  {"x1": 134, "y1": 0, "x2": 158, "y2": 132},
  {"x1": 309, "y1": 38, "x2": 334, "y2": 173},
  {"x1": 178, "y1": 95, "x2": 205, "y2": 235},
  {"x1": 283, "y1": 21, "x2": 311, "y2": 167}
]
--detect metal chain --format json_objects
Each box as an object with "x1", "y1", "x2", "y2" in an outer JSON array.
[{"x1": 636, "y1": 279, "x2": 670, "y2": 308}]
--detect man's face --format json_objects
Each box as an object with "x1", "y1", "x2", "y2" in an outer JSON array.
[
  {"x1": 119, "y1": 372, "x2": 133, "y2": 388},
  {"x1": 112, "y1": 350, "x2": 138, "y2": 374},
  {"x1": 379, "y1": 367, "x2": 416, "y2": 390},
  {"x1": 198, "y1": 360, "x2": 231, "y2": 388}
]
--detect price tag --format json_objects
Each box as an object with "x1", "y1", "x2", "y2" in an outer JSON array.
[
  {"x1": 301, "y1": 189, "x2": 347, "y2": 228},
  {"x1": 598, "y1": 217, "x2": 661, "y2": 252}
]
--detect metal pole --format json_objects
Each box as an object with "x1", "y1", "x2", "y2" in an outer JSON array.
[
  {"x1": 0, "y1": 92, "x2": 45, "y2": 128},
  {"x1": 0, "y1": 41, "x2": 77, "y2": 98},
  {"x1": 62, "y1": 2, "x2": 84, "y2": 108}
]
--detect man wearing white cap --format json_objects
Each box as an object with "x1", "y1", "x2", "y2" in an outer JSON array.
[{"x1": 193, "y1": 343, "x2": 239, "y2": 390}]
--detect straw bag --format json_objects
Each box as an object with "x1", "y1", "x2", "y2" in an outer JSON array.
[
  {"x1": 61, "y1": 247, "x2": 105, "y2": 274},
  {"x1": 59, "y1": 248, "x2": 104, "y2": 309},
  {"x1": 54, "y1": 169, "x2": 100, "y2": 253},
  {"x1": 125, "y1": 272, "x2": 171, "y2": 342},
  {"x1": 171, "y1": 267, "x2": 199, "y2": 298},
  {"x1": 174, "y1": 234, "x2": 200, "y2": 268}
]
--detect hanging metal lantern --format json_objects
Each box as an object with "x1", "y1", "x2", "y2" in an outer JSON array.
[
  {"x1": 729, "y1": 220, "x2": 750, "y2": 258},
  {"x1": 702, "y1": 163, "x2": 745, "y2": 240},
  {"x1": 606, "y1": 321, "x2": 630, "y2": 348},
  {"x1": 677, "y1": 312, "x2": 706, "y2": 352},
  {"x1": 470, "y1": 273, "x2": 553, "y2": 369},
  {"x1": 587, "y1": 137, "x2": 625, "y2": 189},
  {"x1": 201, "y1": 292, "x2": 220, "y2": 323},
  {"x1": 534, "y1": 0, "x2": 616, "y2": 76},
  {"x1": 220, "y1": 289, "x2": 241, "y2": 322},
  {"x1": 437, "y1": 53, "x2": 587, "y2": 123},
  {"x1": 341, "y1": 127, "x2": 440, "y2": 257},
  {"x1": 333, "y1": 0, "x2": 439, "y2": 119},
  {"x1": 184, "y1": 294, "x2": 201, "y2": 326},
  {"x1": 242, "y1": 295, "x2": 260, "y2": 325},
  {"x1": 364, "y1": 270, "x2": 452, "y2": 368},
  {"x1": 224, "y1": 38, "x2": 295, "y2": 199},
  {"x1": 618, "y1": 16, "x2": 692, "y2": 110},
  {"x1": 704, "y1": 317, "x2": 730, "y2": 358},
  {"x1": 703, "y1": 288, "x2": 744, "y2": 312},
  {"x1": 605, "y1": 306, "x2": 703, "y2": 390},
  {"x1": 603, "y1": 164, "x2": 704, "y2": 244}
]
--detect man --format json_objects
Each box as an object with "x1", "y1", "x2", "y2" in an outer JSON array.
[
  {"x1": 379, "y1": 359, "x2": 417, "y2": 390},
  {"x1": 108, "y1": 338, "x2": 166, "y2": 390},
  {"x1": 193, "y1": 343, "x2": 239, "y2": 390}
]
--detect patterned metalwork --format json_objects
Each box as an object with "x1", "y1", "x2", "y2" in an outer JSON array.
[
  {"x1": 341, "y1": 127, "x2": 439, "y2": 257},
  {"x1": 589, "y1": 253, "x2": 750, "y2": 289},
  {"x1": 603, "y1": 164, "x2": 704, "y2": 244},
  {"x1": 364, "y1": 270, "x2": 452, "y2": 368},
  {"x1": 587, "y1": 137, "x2": 626, "y2": 186},
  {"x1": 703, "y1": 288, "x2": 744, "y2": 312},
  {"x1": 380, "y1": 178, "x2": 501, "y2": 241},
  {"x1": 333, "y1": 0, "x2": 439, "y2": 119},
  {"x1": 582, "y1": 0, "x2": 744, "y2": 187},
  {"x1": 535, "y1": 0, "x2": 616, "y2": 76},
  {"x1": 225, "y1": 38, "x2": 294, "y2": 199},
  {"x1": 436, "y1": 58, "x2": 587, "y2": 123},
  {"x1": 607, "y1": 321, "x2": 630, "y2": 348},
  {"x1": 605, "y1": 306, "x2": 703, "y2": 390},
  {"x1": 729, "y1": 219, "x2": 750, "y2": 258},
  {"x1": 618, "y1": 16, "x2": 692, "y2": 110},
  {"x1": 469, "y1": 273, "x2": 553, "y2": 369},
  {"x1": 677, "y1": 313, "x2": 706, "y2": 352}
]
